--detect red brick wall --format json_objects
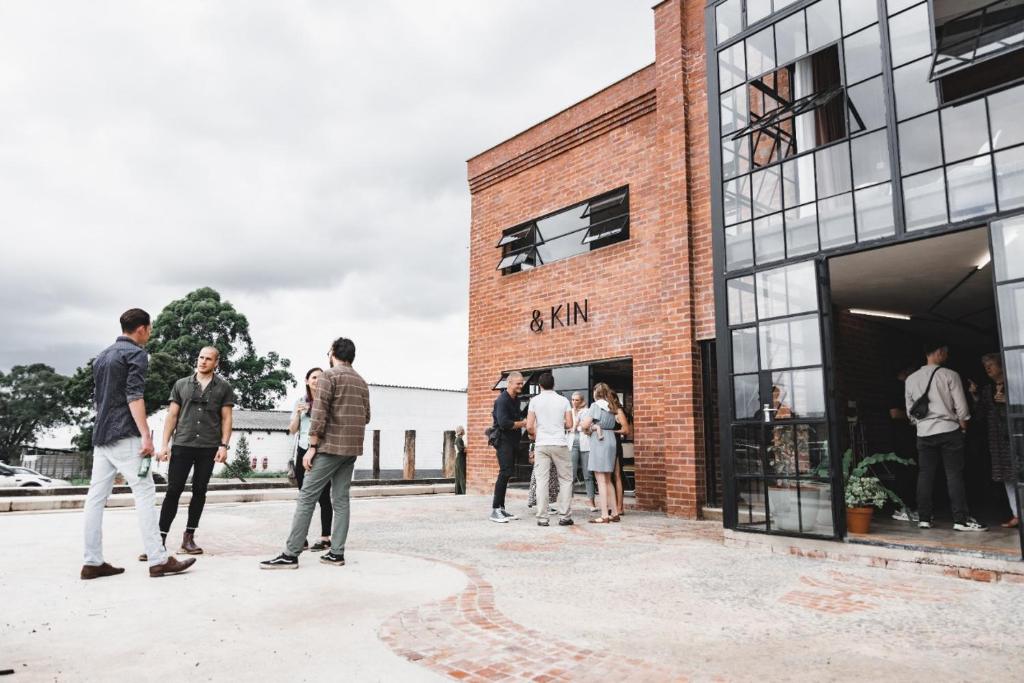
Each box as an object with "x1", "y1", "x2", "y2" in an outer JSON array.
[{"x1": 465, "y1": 0, "x2": 712, "y2": 516}]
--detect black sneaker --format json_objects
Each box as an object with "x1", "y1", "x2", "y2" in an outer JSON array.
[
  {"x1": 558, "y1": 517, "x2": 574, "y2": 526},
  {"x1": 310, "y1": 540, "x2": 330, "y2": 551},
  {"x1": 320, "y1": 552, "x2": 345, "y2": 566},
  {"x1": 260, "y1": 553, "x2": 298, "y2": 570},
  {"x1": 537, "y1": 518, "x2": 550, "y2": 527}
]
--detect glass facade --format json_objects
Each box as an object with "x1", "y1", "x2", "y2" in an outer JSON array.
[{"x1": 709, "y1": 0, "x2": 1024, "y2": 554}]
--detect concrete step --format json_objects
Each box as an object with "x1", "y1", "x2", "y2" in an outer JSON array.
[{"x1": 0, "y1": 483, "x2": 455, "y2": 513}]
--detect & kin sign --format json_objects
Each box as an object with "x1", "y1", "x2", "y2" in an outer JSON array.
[{"x1": 530, "y1": 299, "x2": 589, "y2": 333}]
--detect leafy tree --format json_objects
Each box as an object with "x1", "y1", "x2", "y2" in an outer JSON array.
[
  {"x1": 222, "y1": 434, "x2": 253, "y2": 478},
  {"x1": 66, "y1": 287, "x2": 296, "y2": 447},
  {"x1": 0, "y1": 364, "x2": 72, "y2": 463},
  {"x1": 147, "y1": 287, "x2": 295, "y2": 410}
]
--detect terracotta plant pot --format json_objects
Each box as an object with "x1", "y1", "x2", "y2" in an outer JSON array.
[{"x1": 846, "y1": 505, "x2": 874, "y2": 534}]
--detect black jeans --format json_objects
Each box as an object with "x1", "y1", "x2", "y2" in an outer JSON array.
[
  {"x1": 492, "y1": 437, "x2": 516, "y2": 509},
  {"x1": 159, "y1": 445, "x2": 217, "y2": 534},
  {"x1": 916, "y1": 430, "x2": 970, "y2": 525},
  {"x1": 295, "y1": 446, "x2": 333, "y2": 538}
]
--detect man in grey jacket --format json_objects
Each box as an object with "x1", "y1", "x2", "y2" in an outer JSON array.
[{"x1": 905, "y1": 341, "x2": 985, "y2": 532}]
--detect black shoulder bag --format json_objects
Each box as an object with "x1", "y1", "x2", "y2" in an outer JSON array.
[{"x1": 909, "y1": 368, "x2": 940, "y2": 420}]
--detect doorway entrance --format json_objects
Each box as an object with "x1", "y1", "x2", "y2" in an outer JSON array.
[{"x1": 829, "y1": 227, "x2": 1021, "y2": 558}]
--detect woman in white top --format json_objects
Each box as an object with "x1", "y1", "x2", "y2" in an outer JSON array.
[
  {"x1": 288, "y1": 367, "x2": 332, "y2": 551},
  {"x1": 568, "y1": 392, "x2": 597, "y2": 511}
]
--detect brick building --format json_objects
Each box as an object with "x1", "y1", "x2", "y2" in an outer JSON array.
[
  {"x1": 468, "y1": 0, "x2": 1024, "y2": 561},
  {"x1": 466, "y1": 0, "x2": 713, "y2": 516}
]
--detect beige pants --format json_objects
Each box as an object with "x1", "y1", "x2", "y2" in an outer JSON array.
[{"x1": 534, "y1": 445, "x2": 573, "y2": 519}]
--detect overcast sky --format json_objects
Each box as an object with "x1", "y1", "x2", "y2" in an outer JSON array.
[{"x1": 0, "y1": 1, "x2": 655, "y2": 406}]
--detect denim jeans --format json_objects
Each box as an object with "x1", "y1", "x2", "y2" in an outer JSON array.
[
  {"x1": 285, "y1": 454, "x2": 356, "y2": 557},
  {"x1": 83, "y1": 436, "x2": 168, "y2": 568},
  {"x1": 916, "y1": 430, "x2": 970, "y2": 525}
]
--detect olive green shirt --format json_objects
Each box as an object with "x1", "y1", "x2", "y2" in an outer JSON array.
[{"x1": 169, "y1": 374, "x2": 236, "y2": 448}]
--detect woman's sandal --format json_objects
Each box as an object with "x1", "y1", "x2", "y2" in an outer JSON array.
[
  {"x1": 589, "y1": 517, "x2": 611, "y2": 524},
  {"x1": 609, "y1": 514, "x2": 621, "y2": 523}
]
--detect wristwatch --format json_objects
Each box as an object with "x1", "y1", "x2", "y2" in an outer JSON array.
[{"x1": 220, "y1": 443, "x2": 230, "y2": 450}]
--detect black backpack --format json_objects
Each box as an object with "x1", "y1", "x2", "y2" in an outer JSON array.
[{"x1": 909, "y1": 368, "x2": 939, "y2": 420}]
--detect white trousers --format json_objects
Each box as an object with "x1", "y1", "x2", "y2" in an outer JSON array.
[
  {"x1": 83, "y1": 436, "x2": 168, "y2": 567},
  {"x1": 534, "y1": 445, "x2": 573, "y2": 519}
]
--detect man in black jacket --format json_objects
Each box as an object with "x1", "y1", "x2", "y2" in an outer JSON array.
[{"x1": 490, "y1": 371, "x2": 527, "y2": 523}]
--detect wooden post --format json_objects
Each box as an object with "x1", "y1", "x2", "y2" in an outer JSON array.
[
  {"x1": 372, "y1": 430, "x2": 381, "y2": 480},
  {"x1": 442, "y1": 430, "x2": 456, "y2": 478},
  {"x1": 403, "y1": 430, "x2": 416, "y2": 480}
]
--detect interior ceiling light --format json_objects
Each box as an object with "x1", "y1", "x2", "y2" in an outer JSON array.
[
  {"x1": 848, "y1": 308, "x2": 912, "y2": 321},
  {"x1": 975, "y1": 253, "x2": 992, "y2": 269}
]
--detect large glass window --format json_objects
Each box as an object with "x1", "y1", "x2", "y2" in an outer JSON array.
[
  {"x1": 843, "y1": 24, "x2": 883, "y2": 84},
  {"x1": 496, "y1": 187, "x2": 629, "y2": 274},
  {"x1": 889, "y1": 3, "x2": 933, "y2": 67}
]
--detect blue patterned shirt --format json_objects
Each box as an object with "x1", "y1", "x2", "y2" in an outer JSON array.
[{"x1": 92, "y1": 336, "x2": 148, "y2": 446}]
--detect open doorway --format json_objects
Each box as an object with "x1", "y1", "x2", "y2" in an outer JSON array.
[{"x1": 829, "y1": 227, "x2": 1021, "y2": 558}]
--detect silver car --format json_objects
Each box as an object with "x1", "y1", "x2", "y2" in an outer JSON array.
[{"x1": 0, "y1": 464, "x2": 71, "y2": 488}]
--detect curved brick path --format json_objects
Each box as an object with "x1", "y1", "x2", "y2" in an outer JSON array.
[{"x1": 379, "y1": 556, "x2": 686, "y2": 682}]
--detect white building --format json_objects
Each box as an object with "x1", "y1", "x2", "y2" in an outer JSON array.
[{"x1": 149, "y1": 383, "x2": 466, "y2": 477}]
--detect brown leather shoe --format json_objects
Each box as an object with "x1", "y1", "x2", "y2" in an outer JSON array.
[
  {"x1": 80, "y1": 563, "x2": 125, "y2": 580},
  {"x1": 179, "y1": 530, "x2": 203, "y2": 555},
  {"x1": 149, "y1": 556, "x2": 196, "y2": 577},
  {"x1": 138, "y1": 553, "x2": 148, "y2": 562}
]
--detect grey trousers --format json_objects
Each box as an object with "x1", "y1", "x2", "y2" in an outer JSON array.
[
  {"x1": 534, "y1": 445, "x2": 573, "y2": 519},
  {"x1": 286, "y1": 454, "x2": 356, "y2": 556},
  {"x1": 571, "y1": 438, "x2": 595, "y2": 500}
]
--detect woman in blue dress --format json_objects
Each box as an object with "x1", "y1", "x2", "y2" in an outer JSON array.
[{"x1": 581, "y1": 382, "x2": 627, "y2": 523}]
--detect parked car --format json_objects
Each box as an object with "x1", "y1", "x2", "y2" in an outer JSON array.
[{"x1": 0, "y1": 464, "x2": 71, "y2": 488}]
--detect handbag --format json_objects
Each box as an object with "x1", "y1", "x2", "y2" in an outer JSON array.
[
  {"x1": 909, "y1": 368, "x2": 940, "y2": 420},
  {"x1": 484, "y1": 424, "x2": 500, "y2": 448}
]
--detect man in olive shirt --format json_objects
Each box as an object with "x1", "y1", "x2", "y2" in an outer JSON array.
[
  {"x1": 261, "y1": 337, "x2": 370, "y2": 569},
  {"x1": 155, "y1": 346, "x2": 236, "y2": 555}
]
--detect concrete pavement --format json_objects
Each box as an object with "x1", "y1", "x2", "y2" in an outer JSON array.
[{"x1": 2, "y1": 492, "x2": 1022, "y2": 681}]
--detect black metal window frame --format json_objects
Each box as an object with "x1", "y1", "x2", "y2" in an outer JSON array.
[
  {"x1": 495, "y1": 186, "x2": 630, "y2": 275},
  {"x1": 930, "y1": 0, "x2": 1024, "y2": 82}
]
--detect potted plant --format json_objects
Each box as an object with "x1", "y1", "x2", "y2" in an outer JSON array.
[{"x1": 839, "y1": 450, "x2": 913, "y2": 534}]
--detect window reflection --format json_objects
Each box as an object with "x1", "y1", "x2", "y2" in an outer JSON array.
[
  {"x1": 776, "y1": 11, "x2": 808, "y2": 65},
  {"x1": 754, "y1": 213, "x2": 786, "y2": 264},
  {"x1": 847, "y1": 76, "x2": 886, "y2": 133},
  {"x1": 747, "y1": 25, "x2": 776, "y2": 78},
  {"x1": 818, "y1": 193, "x2": 856, "y2": 248},
  {"x1": 807, "y1": 0, "x2": 842, "y2": 51},
  {"x1": 758, "y1": 314, "x2": 823, "y2": 369},
  {"x1": 816, "y1": 143, "x2": 852, "y2": 198},
  {"x1": 888, "y1": 4, "x2": 933, "y2": 67},
  {"x1": 772, "y1": 368, "x2": 826, "y2": 418},
  {"x1": 840, "y1": 0, "x2": 877, "y2": 35},
  {"x1": 998, "y1": 282, "x2": 1024, "y2": 347},
  {"x1": 851, "y1": 129, "x2": 891, "y2": 188},
  {"x1": 843, "y1": 24, "x2": 882, "y2": 84},
  {"x1": 903, "y1": 169, "x2": 948, "y2": 231},
  {"x1": 989, "y1": 84, "x2": 1024, "y2": 150},
  {"x1": 941, "y1": 100, "x2": 991, "y2": 163},
  {"x1": 756, "y1": 261, "x2": 818, "y2": 319},
  {"x1": 898, "y1": 113, "x2": 943, "y2": 175},
  {"x1": 946, "y1": 156, "x2": 996, "y2": 221},
  {"x1": 716, "y1": 0, "x2": 743, "y2": 44},
  {"x1": 855, "y1": 183, "x2": 896, "y2": 241},
  {"x1": 728, "y1": 276, "x2": 757, "y2": 325},
  {"x1": 752, "y1": 166, "x2": 783, "y2": 217},
  {"x1": 894, "y1": 57, "x2": 938, "y2": 120},
  {"x1": 995, "y1": 146, "x2": 1024, "y2": 211},
  {"x1": 726, "y1": 222, "x2": 755, "y2": 271},
  {"x1": 992, "y1": 214, "x2": 1024, "y2": 282},
  {"x1": 734, "y1": 374, "x2": 761, "y2": 419},
  {"x1": 785, "y1": 203, "x2": 819, "y2": 256},
  {"x1": 732, "y1": 327, "x2": 759, "y2": 374}
]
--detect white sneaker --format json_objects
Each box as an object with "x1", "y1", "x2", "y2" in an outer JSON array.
[
  {"x1": 892, "y1": 509, "x2": 920, "y2": 522},
  {"x1": 953, "y1": 519, "x2": 987, "y2": 532},
  {"x1": 489, "y1": 509, "x2": 509, "y2": 523},
  {"x1": 918, "y1": 521, "x2": 932, "y2": 529},
  {"x1": 499, "y1": 508, "x2": 519, "y2": 520}
]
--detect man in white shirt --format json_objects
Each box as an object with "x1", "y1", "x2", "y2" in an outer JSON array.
[
  {"x1": 905, "y1": 341, "x2": 985, "y2": 532},
  {"x1": 527, "y1": 372, "x2": 574, "y2": 527}
]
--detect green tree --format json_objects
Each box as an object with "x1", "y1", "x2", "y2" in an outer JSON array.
[
  {"x1": 0, "y1": 364, "x2": 72, "y2": 463},
  {"x1": 222, "y1": 434, "x2": 253, "y2": 478},
  {"x1": 147, "y1": 287, "x2": 295, "y2": 410}
]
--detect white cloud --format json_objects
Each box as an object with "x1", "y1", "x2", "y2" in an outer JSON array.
[{"x1": 0, "y1": 0, "x2": 654, "y2": 406}]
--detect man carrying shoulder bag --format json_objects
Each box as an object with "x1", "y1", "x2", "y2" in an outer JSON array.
[{"x1": 905, "y1": 341, "x2": 985, "y2": 532}]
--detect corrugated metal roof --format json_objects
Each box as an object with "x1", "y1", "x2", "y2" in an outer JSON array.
[{"x1": 231, "y1": 410, "x2": 291, "y2": 432}]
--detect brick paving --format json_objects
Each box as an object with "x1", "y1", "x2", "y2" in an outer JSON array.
[{"x1": 3, "y1": 490, "x2": 1023, "y2": 681}]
